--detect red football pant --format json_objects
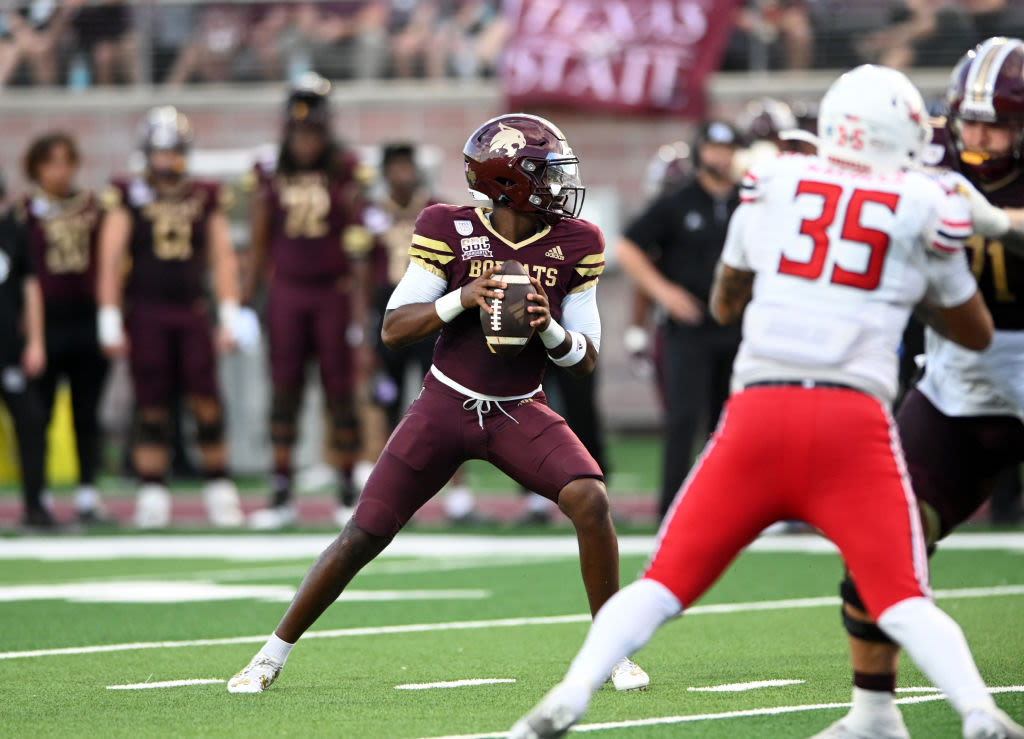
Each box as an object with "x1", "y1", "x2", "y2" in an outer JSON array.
[{"x1": 644, "y1": 386, "x2": 930, "y2": 619}]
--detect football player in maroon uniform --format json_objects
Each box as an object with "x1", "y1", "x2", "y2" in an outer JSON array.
[
  {"x1": 825, "y1": 39, "x2": 1024, "y2": 739},
  {"x1": 96, "y1": 107, "x2": 244, "y2": 529},
  {"x1": 228, "y1": 113, "x2": 649, "y2": 695},
  {"x1": 245, "y1": 73, "x2": 373, "y2": 531},
  {"x1": 21, "y1": 132, "x2": 111, "y2": 524}
]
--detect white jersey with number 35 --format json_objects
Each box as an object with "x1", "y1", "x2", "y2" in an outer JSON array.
[{"x1": 721, "y1": 153, "x2": 979, "y2": 404}]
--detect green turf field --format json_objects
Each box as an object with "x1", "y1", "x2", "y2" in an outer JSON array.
[{"x1": 1, "y1": 533, "x2": 1022, "y2": 738}]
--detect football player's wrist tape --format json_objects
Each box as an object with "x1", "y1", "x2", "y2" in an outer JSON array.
[
  {"x1": 435, "y1": 289, "x2": 465, "y2": 323},
  {"x1": 218, "y1": 300, "x2": 240, "y2": 330},
  {"x1": 539, "y1": 319, "x2": 567, "y2": 349},
  {"x1": 550, "y1": 330, "x2": 588, "y2": 367},
  {"x1": 97, "y1": 306, "x2": 124, "y2": 348}
]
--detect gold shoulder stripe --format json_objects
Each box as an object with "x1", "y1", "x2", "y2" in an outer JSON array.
[
  {"x1": 412, "y1": 233, "x2": 453, "y2": 254},
  {"x1": 100, "y1": 185, "x2": 123, "y2": 211},
  {"x1": 578, "y1": 253, "x2": 604, "y2": 265},
  {"x1": 569, "y1": 278, "x2": 599, "y2": 294},
  {"x1": 410, "y1": 256, "x2": 447, "y2": 279},
  {"x1": 409, "y1": 246, "x2": 454, "y2": 264},
  {"x1": 217, "y1": 185, "x2": 235, "y2": 211},
  {"x1": 574, "y1": 264, "x2": 604, "y2": 278},
  {"x1": 343, "y1": 225, "x2": 374, "y2": 256}
]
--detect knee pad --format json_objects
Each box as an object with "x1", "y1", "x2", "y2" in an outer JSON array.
[
  {"x1": 196, "y1": 414, "x2": 224, "y2": 445},
  {"x1": 270, "y1": 391, "x2": 300, "y2": 446},
  {"x1": 328, "y1": 399, "x2": 361, "y2": 453},
  {"x1": 134, "y1": 411, "x2": 171, "y2": 446},
  {"x1": 840, "y1": 574, "x2": 895, "y2": 644}
]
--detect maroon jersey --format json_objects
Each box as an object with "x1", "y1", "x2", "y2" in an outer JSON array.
[
  {"x1": 256, "y1": 156, "x2": 372, "y2": 285},
  {"x1": 368, "y1": 189, "x2": 438, "y2": 287},
  {"x1": 101, "y1": 177, "x2": 229, "y2": 306},
  {"x1": 22, "y1": 191, "x2": 101, "y2": 306},
  {"x1": 927, "y1": 122, "x2": 1024, "y2": 330},
  {"x1": 410, "y1": 204, "x2": 605, "y2": 397}
]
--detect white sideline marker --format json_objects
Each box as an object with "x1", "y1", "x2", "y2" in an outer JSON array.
[
  {"x1": 106, "y1": 679, "x2": 225, "y2": 690},
  {"x1": 395, "y1": 678, "x2": 516, "y2": 690},
  {"x1": 688, "y1": 679, "x2": 804, "y2": 692},
  {"x1": 413, "y1": 686, "x2": 1024, "y2": 739}
]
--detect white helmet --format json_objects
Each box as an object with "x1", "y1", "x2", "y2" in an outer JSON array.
[{"x1": 817, "y1": 65, "x2": 930, "y2": 174}]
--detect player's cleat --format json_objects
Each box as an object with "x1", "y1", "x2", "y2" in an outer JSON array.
[
  {"x1": 334, "y1": 504, "x2": 355, "y2": 528},
  {"x1": 76, "y1": 505, "x2": 117, "y2": 527},
  {"x1": 248, "y1": 504, "x2": 298, "y2": 531},
  {"x1": 963, "y1": 707, "x2": 1024, "y2": 739},
  {"x1": 609, "y1": 657, "x2": 649, "y2": 691},
  {"x1": 203, "y1": 478, "x2": 244, "y2": 528},
  {"x1": 20, "y1": 506, "x2": 59, "y2": 532},
  {"x1": 810, "y1": 716, "x2": 910, "y2": 739},
  {"x1": 134, "y1": 483, "x2": 172, "y2": 529},
  {"x1": 509, "y1": 682, "x2": 589, "y2": 739},
  {"x1": 227, "y1": 652, "x2": 283, "y2": 694}
]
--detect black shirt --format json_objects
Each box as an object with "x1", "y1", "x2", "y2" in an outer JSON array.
[
  {"x1": 0, "y1": 207, "x2": 32, "y2": 364},
  {"x1": 624, "y1": 177, "x2": 739, "y2": 324}
]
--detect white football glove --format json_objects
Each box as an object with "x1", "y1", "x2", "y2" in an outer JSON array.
[{"x1": 935, "y1": 170, "x2": 1010, "y2": 238}]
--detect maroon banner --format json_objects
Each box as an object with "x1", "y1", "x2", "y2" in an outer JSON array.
[{"x1": 501, "y1": 0, "x2": 741, "y2": 117}]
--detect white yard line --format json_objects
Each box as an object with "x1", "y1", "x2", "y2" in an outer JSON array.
[
  {"x1": 2, "y1": 532, "x2": 1024, "y2": 561},
  {"x1": 688, "y1": 679, "x2": 805, "y2": 692},
  {"x1": 395, "y1": 678, "x2": 516, "y2": 690},
  {"x1": 411, "y1": 686, "x2": 1024, "y2": 739},
  {"x1": 2, "y1": 584, "x2": 1022, "y2": 661},
  {"x1": 106, "y1": 679, "x2": 225, "y2": 690}
]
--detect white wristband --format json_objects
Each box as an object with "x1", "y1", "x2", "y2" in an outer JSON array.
[
  {"x1": 218, "y1": 300, "x2": 240, "y2": 330},
  {"x1": 97, "y1": 305, "x2": 124, "y2": 348},
  {"x1": 434, "y1": 289, "x2": 465, "y2": 323},
  {"x1": 550, "y1": 330, "x2": 588, "y2": 367},
  {"x1": 539, "y1": 318, "x2": 567, "y2": 349}
]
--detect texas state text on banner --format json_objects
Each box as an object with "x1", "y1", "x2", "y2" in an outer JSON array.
[{"x1": 500, "y1": 0, "x2": 742, "y2": 117}]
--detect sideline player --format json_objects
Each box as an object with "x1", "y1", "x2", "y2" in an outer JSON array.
[
  {"x1": 227, "y1": 113, "x2": 648, "y2": 694},
  {"x1": 96, "y1": 107, "x2": 244, "y2": 529},
  {"x1": 824, "y1": 37, "x2": 1024, "y2": 739},
  {"x1": 510, "y1": 65, "x2": 1023, "y2": 739},
  {"x1": 21, "y1": 132, "x2": 111, "y2": 524},
  {"x1": 245, "y1": 73, "x2": 372, "y2": 530}
]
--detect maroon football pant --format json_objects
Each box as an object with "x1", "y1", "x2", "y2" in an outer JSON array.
[
  {"x1": 354, "y1": 372, "x2": 603, "y2": 538},
  {"x1": 896, "y1": 387, "x2": 1024, "y2": 538},
  {"x1": 126, "y1": 301, "x2": 218, "y2": 407},
  {"x1": 267, "y1": 277, "x2": 354, "y2": 400}
]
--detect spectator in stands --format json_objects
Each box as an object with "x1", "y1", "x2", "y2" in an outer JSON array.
[
  {"x1": 290, "y1": 2, "x2": 390, "y2": 80},
  {"x1": 723, "y1": 0, "x2": 813, "y2": 71},
  {"x1": 69, "y1": 0, "x2": 137, "y2": 85},
  {"x1": 0, "y1": 168, "x2": 50, "y2": 528},
  {"x1": 0, "y1": 2, "x2": 71, "y2": 87},
  {"x1": 22, "y1": 133, "x2": 112, "y2": 525},
  {"x1": 164, "y1": 3, "x2": 253, "y2": 86},
  {"x1": 616, "y1": 121, "x2": 742, "y2": 520}
]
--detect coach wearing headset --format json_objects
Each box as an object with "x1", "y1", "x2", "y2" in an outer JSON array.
[{"x1": 616, "y1": 121, "x2": 742, "y2": 520}]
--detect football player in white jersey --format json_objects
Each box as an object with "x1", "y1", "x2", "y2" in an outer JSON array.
[
  {"x1": 825, "y1": 37, "x2": 1024, "y2": 739},
  {"x1": 510, "y1": 65, "x2": 1024, "y2": 739}
]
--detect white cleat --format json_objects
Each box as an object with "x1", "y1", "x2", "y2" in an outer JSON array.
[
  {"x1": 963, "y1": 707, "x2": 1024, "y2": 739},
  {"x1": 609, "y1": 657, "x2": 650, "y2": 691},
  {"x1": 334, "y1": 504, "x2": 355, "y2": 528},
  {"x1": 810, "y1": 716, "x2": 910, "y2": 739},
  {"x1": 227, "y1": 652, "x2": 283, "y2": 694},
  {"x1": 248, "y1": 504, "x2": 298, "y2": 531},
  {"x1": 509, "y1": 682, "x2": 589, "y2": 739},
  {"x1": 203, "y1": 478, "x2": 244, "y2": 528},
  {"x1": 134, "y1": 483, "x2": 172, "y2": 529}
]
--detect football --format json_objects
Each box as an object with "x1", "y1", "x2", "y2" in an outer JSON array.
[{"x1": 480, "y1": 259, "x2": 536, "y2": 358}]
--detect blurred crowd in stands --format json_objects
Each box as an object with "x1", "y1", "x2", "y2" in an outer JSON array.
[{"x1": 3, "y1": 0, "x2": 1024, "y2": 90}]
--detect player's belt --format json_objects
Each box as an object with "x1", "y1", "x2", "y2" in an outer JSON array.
[{"x1": 744, "y1": 379, "x2": 860, "y2": 392}]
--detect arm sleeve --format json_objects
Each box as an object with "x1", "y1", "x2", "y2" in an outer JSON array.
[
  {"x1": 921, "y1": 183, "x2": 978, "y2": 308},
  {"x1": 720, "y1": 202, "x2": 754, "y2": 271},
  {"x1": 385, "y1": 261, "x2": 449, "y2": 310},
  {"x1": 560, "y1": 285, "x2": 602, "y2": 352}
]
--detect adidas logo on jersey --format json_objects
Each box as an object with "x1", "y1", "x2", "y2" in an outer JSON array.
[{"x1": 545, "y1": 246, "x2": 564, "y2": 261}]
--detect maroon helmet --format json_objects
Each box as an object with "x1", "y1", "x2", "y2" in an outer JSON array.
[
  {"x1": 463, "y1": 113, "x2": 584, "y2": 223},
  {"x1": 946, "y1": 36, "x2": 1024, "y2": 183}
]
